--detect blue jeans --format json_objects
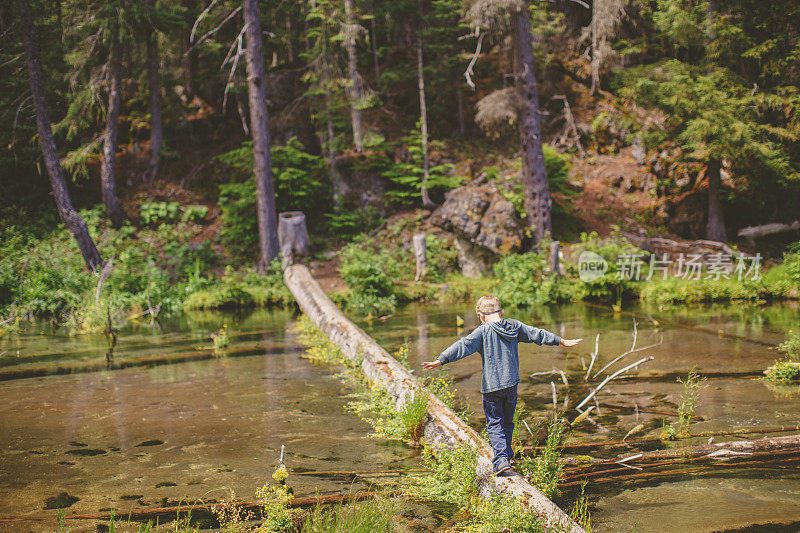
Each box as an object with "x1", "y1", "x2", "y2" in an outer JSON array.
[{"x1": 482, "y1": 384, "x2": 517, "y2": 470}]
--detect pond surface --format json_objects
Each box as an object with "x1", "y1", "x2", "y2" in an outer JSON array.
[
  {"x1": 356, "y1": 300, "x2": 800, "y2": 532},
  {"x1": 0, "y1": 310, "x2": 421, "y2": 531},
  {"x1": 1, "y1": 300, "x2": 798, "y2": 532}
]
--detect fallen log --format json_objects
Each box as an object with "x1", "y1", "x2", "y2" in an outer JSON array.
[
  {"x1": 562, "y1": 433, "x2": 800, "y2": 467},
  {"x1": 522, "y1": 424, "x2": 800, "y2": 454},
  {"x1": 283, "y1": 264, "x2": 584, "y2": 532},
  {"x1": 738, "y1": 221, "x2": 800, "y2": 245},
  {"x1": 0, "y1": 491, "x2": 391, "y2": 524}
]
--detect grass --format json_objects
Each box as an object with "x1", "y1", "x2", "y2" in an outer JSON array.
[
  {"x1": 399, "y1": 392, "x2": 429, "y2": 444},
  {"x1": 300, "y1": 495, "x2": 396, "y2": 533},
  {"x1": 519, "y1": 416, "x2": 567, "y2": 499}
]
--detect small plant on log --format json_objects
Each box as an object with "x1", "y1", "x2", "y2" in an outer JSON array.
[
  {"x1": 519, "y1": 416, "x2": 567, "y2": 498},
  {"x1": 399, "y1": 392, "x2": 428, "y2": 444}
]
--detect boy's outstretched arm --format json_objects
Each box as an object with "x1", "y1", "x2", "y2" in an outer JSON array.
[
  {"x1": 421, "y1": 326, "x2": 483, "y2": 369},
  {"x1": 518, "y1": 322, "x2": 582, "y2": 347}
]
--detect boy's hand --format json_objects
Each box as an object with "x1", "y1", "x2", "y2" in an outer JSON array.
[
  {"x1": 421, "y1": 360, "x2": 443, "y2": 369},
  {"x1": 560, "y1": 338, "x2": 583, "y2": 347}
]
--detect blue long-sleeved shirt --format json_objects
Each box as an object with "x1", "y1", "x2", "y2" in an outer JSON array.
[{"x1": 436, "y1": 318, "x2": 561, "y2": 393}]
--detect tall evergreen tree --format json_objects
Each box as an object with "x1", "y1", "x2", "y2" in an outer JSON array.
[{"x1": 18, "y1": 0, "x2": 104, "y2": 270}]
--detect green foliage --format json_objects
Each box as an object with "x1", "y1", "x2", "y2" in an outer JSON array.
[
  {"x1": 493, "y1": 246, "x2": 582, "y2": 307},
  {"x1": 458, "y1": 495, "x2": 547, "y2": 533},
  {"x1": 301, "y1": 496, "x2": 397, "y2": 533},
  {"x1": 140, "y1": 201, "x2": 181, "y2": 225},
  {"x1": 325, "y1": 206, "x2": 384, "y2": 239},
  {"x1": 519, "y1": 416, "x2": 566, "y2": 498},
  {"x1": 765, "y1": 361, "x2": 800, "y2": 382},
  {"x1": 663, "y1": 369, "x2": 705, "y2": 438},
  {"x1": 339, "y1": 242, "x2": 408, "y2": 315},
  {"x1": 382, "y1": 128, "x2": 467, "y2": 206},
  {"x1": 409, "y1": 444, "x2": 478, "y2": 506},
  {"x1": 424, "y1": 235, "x2": 459, "y2": 282},
  {"x1": 778, "y1": 329, "x2": 800, "y2": 361},
  {"x1": 569, "y1": 482, "x2": 592, "y2": 532},
  {"x1": 183, "y1": 264, "x2": 292, "y2": 310},
  {"x1": 217, "y1": 137, "x2": 331, "y2": 260},
  {"x1": 399, "y1": 392, "x2": 429, "y2": 443}
]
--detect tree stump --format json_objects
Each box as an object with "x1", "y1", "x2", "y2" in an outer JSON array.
[
  {"x1": 278, "y1": 212, "x2": 310, "y2": 267},
  {"x1": 550, "y1": 241, "x2": 561, "y2": 278},
  {"x1": 413, "y1": 233, "x2": 427, "y2": 281}
]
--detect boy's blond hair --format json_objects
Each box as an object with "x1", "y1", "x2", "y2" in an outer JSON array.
[{"x1": 476, "y1": 295, "x2": 502, "y2": 315}]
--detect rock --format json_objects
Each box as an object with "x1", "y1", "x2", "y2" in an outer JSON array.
[
  {"x1": 454, "y1": 237, "x2": 494, "y2": 278},
  {"x1": 431, "y1": 186, "x2": 524, "y2": 255},
  {"x1": 430, "y1": 186, "x2": 524, "y2": 276}
]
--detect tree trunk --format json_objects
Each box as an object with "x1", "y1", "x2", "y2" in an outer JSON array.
[
  {"x1": 145, "y1": 0, "x2": 163, "y2": 184},
  {"x1": 18, "y1": 0, "x2": 103, "y2": 271},
  {"x1": 513, "y1": 4, "x2": 552, "y2": 244},
  {"x1": 283, "y1": 264, "x2": 585, "y2": 533},
  {"x1": 100, "y1": 19, "x2": 126, "y2": 227},
  {"x1": 243, "y1": 0, "x2": 280, "y2": 269},
  {"x1": 706, "y1": 158, "x2": 727, "y2": 242},
  {"x1": 326, "y1": 95, "x2": 347, "y2": 211},
  {"x1": 370, "y1": 15, "x2": 380, "y2": 80},
  {"x1": 457, "y1": 85, "x2": 465, "y2": 138},
  {"x1": 343, "y1": 0, "x2": 364, "y2": 152},
  {"x1": 590, "y1": 0, "x2": 599, "y2": 95},
  {"x1": 413, "y1": 233, "x2": 427, "y2": 281},
  {"x1": 416, "y1": 33, "x2": 435, "y2": 209},
  {"x1": 181, "y1": 0, "x2": 198, "y2": 96}
]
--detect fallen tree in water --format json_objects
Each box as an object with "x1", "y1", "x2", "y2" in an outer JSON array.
[
  {"x1": 558, "y1": 433, "x2": 800, "y2": 488},
  {"x1": 283, "y1": 263, "x2": 585, "y2": 532}
]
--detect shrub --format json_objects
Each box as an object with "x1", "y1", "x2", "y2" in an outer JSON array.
[
  {"x1": 339, "y1": 242, "x2": 407, "y2": 315},
  {"x1": 140, "y1": 201, "x2": 180, "y2": 225},
  {"x1": 399, "y1": 392, "x2": 428, "y2": 443},
  {"x1": 493, "y1": 248, "x2": 582, "y2": 307},
  {"x1": 519, "y1": 416, "x2": 566, "y2": 498},
  {"x1": 765, "y1": 361, "x2": 800, "y2": 382},
  {"x1": 778, "y1": 329, "x2": 800, "y2": 361},
  {"x1": 409, "y1": 444, "x2": 478, "y2": 506}
]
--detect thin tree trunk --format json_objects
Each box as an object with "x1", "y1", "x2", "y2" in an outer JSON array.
[
  {"x1": 182, "y1": 0, "x2": 198, "y2": 96},
  {"x1": 416, "y1": 33, "x2": 435, "y2": 209},
  {"x1": 243, "y1": 0, "x2": 280, "y2": 269},
  {"x1": 326, "y1": 94, "x2": 346, "y2": 212},
  {"x1": 513, "y1": 4, "x2": 552, "y2": 243},
  {"x1": 285, "y1": 15, "x2": 294, "y2": 63},
  {"x1": 370, "y1": 16, "x2": 380, "y2": 80},
  {"x1": 590, "y1": 0, "x2": 599, "y2": 95},
  {"x1": 343, "y1": 0, "x2": 364, "y2": 152},
  {"x1": 706, "y1": 158, "x2": 727, "y2": 242},
  {"x1": 100, "y1": 19, "x2": 126, "y2": 227},
  {"x1": 145, "y1": 1, "x2": 162, "y2": 184},
  {"x1": 18, "y1": 0, "x2": 103, "y2": 271},
  {"x1": 456, "y1": 85, "x2": 465, "y2": 138}
]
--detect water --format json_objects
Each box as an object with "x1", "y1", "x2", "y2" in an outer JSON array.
[
  {"x1": 0, "y1": 310, "x2": 419, "y2": 531},
  {"x1": 1, "y1": 301, "x2": 799, "y2": 532},
  {"x1": 356, "y1": 300, "x2": 800, "y2": 532}
]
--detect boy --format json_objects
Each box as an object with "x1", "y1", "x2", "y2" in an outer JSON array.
[{"x1": 422, "y1": 295, "x2": 582, "y2": 476}]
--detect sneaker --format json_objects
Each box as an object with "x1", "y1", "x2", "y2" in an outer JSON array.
[{"x1": 494, "y1": 459, "x2": 512, "y2": 475}]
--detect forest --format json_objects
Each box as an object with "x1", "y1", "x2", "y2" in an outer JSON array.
[{"x1": 1, "y1": 0, "x2": 800, "y2": 532}]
